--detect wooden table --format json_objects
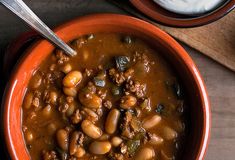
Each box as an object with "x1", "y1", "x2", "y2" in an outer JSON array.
[{"x1": 0, "y1": 0, "x2": 234, "y2": 159}]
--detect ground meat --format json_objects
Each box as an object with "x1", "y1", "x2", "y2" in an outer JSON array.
[
  {"x1": 22, "y1": 125, "x2": 28, "y2": 132},
  {"x1": 72, "y1": 37, "x2": 87, "y2": 49},
  {"x1": 49, "y1": 64, "x2": 56, "y2": 71},
  {"x1": 130, "y1": 116, "x2": 142, "y2": 132},
  {"x1": 87, "y1": 82, "x2": 96, "y2": 94},
  {"x1": 125, "y1": 79, "x2": 146, "y2": 98},
  {"x1": 120, "y1": 111, "x2": 143, "y2": 139},
  {"x1": 66, "y1": 96, "x2": 74, "y2": 103},
  {"x1": 43, "y1": 90, "x2": 50, "y2": 103},
  {"x1": 97, "y1": 90, "x2": 107, "y2": 100},
  {"x1": 70, "y1": 109, "x2": 82, "y2": 124},
  {"x1": 42, "y1": 150, "x2": 59, "y2": 160},
  {"x1": 34, "y1": 90, "x2": 41, "y2": 98},
  {"x1": 64, "y1": 126, "x2": 73, "y2": 133},
  {"x1": 69, "y1": 131, "x2": 85, "y2": 156},
  {"x1": 114, "y1": 153, "x2": 124, "y2": 160},
  {"x1": 103, "y1": 100, "x2": 112, "y2": 109},
  {"x1": 81, "y1": 108, "x2": 98, "y2": 122},
  {"x1": 31, "y1": 91, "x2": 42, "y2": 110},
  {"x1": 59, "y1": 152, "x2": 69, "y2": 160},
  {"x1": 124, "y1": 68, "x2": 134, "y2": 80},
  {"x1": 120, "y1": 111, "x2": 134, "y2": 139},
  {"x1": 132, "y1": 52, "x2": 153, "y2": 76},
  {"x1": 43, "y1": 71, "x2": 64, "y2": 86},
  {"x1": 55, "y1": 50, "x2": 69, "y2": 65},
  {"x1": 90, "y1": 156, "x2": 98, "y2": 160},
  {"x1": 125, "y1": 111, "x2": 133, "y2": 123},
  {"x1": 120, "y1": 143, "x2": 127, "y2": 154},
  {"x1": 98, "y1": 65, "x2": 103, "y2": 70},
  {"x1": 43, "y1": 90, "x2": 58, "y2": 105},
  {"x1": 109, "y1": 67, "x2": 135, "y2": 86},
  {"x1": 44, "y1": 73, "x2": 54, "y2": 85},
  {"x1": 68, "y1": 156, "x2": 77, "y2": 160},
  {"x1": 145, "y1": 132, "x2": 157, "y2": 144},
  {"x1": 133, "y1": 52, "x2": 150, "y2": 65},
  {"x1": 121, "y1": 125, "x2": 134, "y2": 139},
  {"x1": 84, "y1": 68, "x2": 93, "y2": 77},
  {"x1": 139, "y1": 98, "x2": 151, "y2": 112},
  {"x1": 58, "y1": 103, "x2": 69, "y2": 113},
  {"x1": 134, "y1": 108, "x2": 141, "y2": 117},
  {"x1": 108, "y1": 152, "x2": 124, "y2": 160},
  {"x1": 96, "y1": 108, "x2": 103, "y2": 117},
  {"x1": 76, "y1": 132, "x2": 85, "y2": 146},
  {"x1": 27, "y1": 111, "x2": 37, "y2": 120},
  {"x1": 109, "y1": 68, "x2": 126, "y2": 86},
  {"x1": 32, "y1": 97, "x2": 40, "y2": 108}
]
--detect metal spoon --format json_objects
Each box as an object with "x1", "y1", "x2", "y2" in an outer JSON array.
[{"x1": 0, "y1": 0, "x2": 77, "y2": 56}]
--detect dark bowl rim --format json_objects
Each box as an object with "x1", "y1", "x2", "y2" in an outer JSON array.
[{"x1": 130, "y1": 0, "x2": 235, "y2": 27}]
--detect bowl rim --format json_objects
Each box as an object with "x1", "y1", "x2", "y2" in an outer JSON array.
[
  {"x1": 2, "y1": 13, "x2": 211, "y2": 160},
  {"x1": 130, "y1": 0, "x2": 235, "y2": 27}
]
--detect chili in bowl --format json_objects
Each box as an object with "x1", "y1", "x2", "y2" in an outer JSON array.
[{"x1": 2, "y1": 14, "x2": 210, "y2": 160}]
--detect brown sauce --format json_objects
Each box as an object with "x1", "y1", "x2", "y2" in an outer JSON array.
[{"x1": 22, "y1": 33, "x2": 187, "y2": 160}]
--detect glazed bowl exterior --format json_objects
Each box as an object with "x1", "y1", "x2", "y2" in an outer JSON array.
[{"x1": 2, "y1": 14, "x2": 210, "y2": 160}]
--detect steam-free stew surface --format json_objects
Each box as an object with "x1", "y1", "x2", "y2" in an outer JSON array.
[{"x1": 22, "y1": 33, "x2": 187, "y2": 160}]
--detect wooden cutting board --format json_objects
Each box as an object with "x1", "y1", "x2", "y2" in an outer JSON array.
[
  {"x1": 109, "y1": 0, "x2": 235, "y2": 72},
  {"x1": 157, "y1": 10, "x2": 235, "y2": 72}
]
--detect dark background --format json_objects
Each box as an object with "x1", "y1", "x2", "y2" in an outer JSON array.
[{"x1": 0, "y1": 0, "x2": 235, "y2": 159}]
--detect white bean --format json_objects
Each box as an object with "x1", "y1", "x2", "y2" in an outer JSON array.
[
  {"x1": 63, "y1": 87, "x2": 77, "y2": 97},
  {"x1": 62, "y1": 63, "x2": 72, "y2": 74},
  {"x1": 98, "y1": 134, "x2": 110, "y2": 141},
  {"x1": 143, "y1": 115, "x2": 161, "y2": 130},
  {"x1": 49, "y1": 91, "x2": 58, "y2": 105},
  {"x1": 120, "y1": 95, "x2": 137, "y2": 109},
  {"x1": 79, "y1": 92, "x2": 102, "y2": 109},
  {"x1": 89, "y1": 141, "x2": 111, "y2": 155},
  {"x1": 111, "y1": 136, "x2": 123, "y2": 147},
  {"x1": 161, "y1": 150, "x2": 174, "y2": 160},
  {"x1": 23, "y1": 92, "x2": 33, "y2": 109},
  {"x1": 30, "y1": 72, "x2": 42, "y2": 89},
  {"x1": 25, "y1": 130, "x2": 33, "y2": 143},
  {"x1": 149, "y1": 134, "x2": 164, "y2": 145},
  {"x1": 47, "y1": 123, "x2": 57, "y2": 135},
  {"x1": 63, "y1": 71, "x2": 82, "y2": 87},
  {"x1": 42, "y1": 105, "x2": 52, "y2": 116},
  {"x1": 135, "y1": 147, "x2": 155, "y2": 160},
  {"x1": 74, "y1": 147, "x2": 85, "y2": 158},
  {"x1": 81, "y1": 120, "x2": 102, "y2": 139},
  {"x1": 82, "y1": 49, "x2": 89, "y2": 61},
  {"x1": 105, "y1": 109, "x2": 120, "y2": 134},
  {"x1": 83, "y1": 107, "x2": 99, "y2": 122},
  {"x1": 162, "y1": 126, "x2": 177, "y2": 140},
  {"x1": 56, "y1": 129, "x2": 69, "y2": 151},
  {"x1": 66, "y1": 103, "x2": 76, "y2": 117}
]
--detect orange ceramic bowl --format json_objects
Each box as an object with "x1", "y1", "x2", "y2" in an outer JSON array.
[{"x1": 2, "y1": 14, "x2": 210, "y2": 160}]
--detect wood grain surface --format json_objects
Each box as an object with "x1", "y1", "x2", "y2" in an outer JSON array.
[
  {"x1": 0, "y1": 0, "x2": 235, "y2": 160},
  {"x1": 157, "y1": 10, "x2": 235, "y2": 72}
]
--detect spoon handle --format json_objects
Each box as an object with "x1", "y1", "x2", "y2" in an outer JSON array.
[{"x1": 0, "y1": 0, "x2": 77, "y2": 56}]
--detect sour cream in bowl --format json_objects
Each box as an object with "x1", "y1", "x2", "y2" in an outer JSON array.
[{"x1": 153, "y1": 0, "x2": 227, "y2": 15}]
